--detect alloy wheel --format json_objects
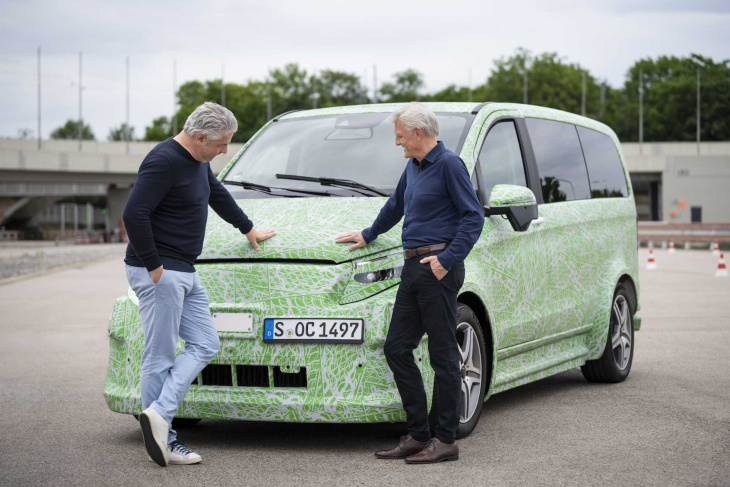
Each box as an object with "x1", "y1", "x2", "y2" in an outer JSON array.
[
  {"x1": 456, "y1": 321, "x2": 482, "y2": 423},
  {"x1": 611, "y1": 295, "x2": 632, "y2": 370}
]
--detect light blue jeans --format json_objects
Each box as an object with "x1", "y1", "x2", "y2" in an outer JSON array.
[{"x1": 126, "y1": 265, "x2": 220, "y2": 444}]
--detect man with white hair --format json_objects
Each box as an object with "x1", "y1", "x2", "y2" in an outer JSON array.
[
  {"x1": 123, "y1": 102, "x2": 275, "y2": 467},
  {"x1": 336, "y1": 102, "x2": 484, "y2": 463}
]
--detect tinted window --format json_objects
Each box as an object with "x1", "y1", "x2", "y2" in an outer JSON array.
[
  {"x1": 576, "y1": 126, "x2": 628, "y2": 198},
  {"x1": 526, "y1": 118, "x2": 591, "y2": 203},
  {"x1": 476, "y1": 121, "x2": 527, "y2": 201}
]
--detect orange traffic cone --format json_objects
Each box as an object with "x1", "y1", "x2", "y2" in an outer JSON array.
[
  {"x1": 646, "y1": 248, "x2": 657, "y2": 270},
  {"x1": 668, "y1": 240, "x2": 676, "y2": 254},
  {"x1": 716, "y1": 253, "x2": 728, "y2": 277},
  {"x1": 712, "y1": 242, "x2": 720, "y2": 256}
]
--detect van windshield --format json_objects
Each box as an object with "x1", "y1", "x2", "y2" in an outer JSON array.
[{"x1": 223, "y1": 112, "x2": 474, "y2": 197}]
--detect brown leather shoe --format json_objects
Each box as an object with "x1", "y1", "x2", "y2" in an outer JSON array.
[
  {"x1": 375, "y1": 435, "x2": 429, "y2": 459},
  {"x1": 405, "y1": 438, "x2": 459, "y2": 464}
]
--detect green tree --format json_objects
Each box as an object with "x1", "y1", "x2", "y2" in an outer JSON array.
[
  {"x1": 224, "y1": 81, "x2": 269, "y2": 142},
  {"x1": 426, "y1": 83, "x2": 489, "y2": 102},
  {"x1": 143, "y1": 116, "x2": 172, "y2": 141},
  {"x1": 379, "y1": 69, "x2": 425, "y2": 102},
  {"x1": 161, "y1": 65, "x2": 368, "y2": 143},
  {"x1": 487, "y1": 48, "x2": 605, "y2": 118},
  {"x1": 50, "y1": 120, "x2": 95, "y2": 140},
  {"x1": 269, "y1": 63, "x2": 312, "y2": 112},
  {"x1": 316, "y1": 70, "x2": 365, "y2": 107},
  {"x1": 107, "y1": 123, "x2": 135, "y2": 141},
  {"x1": 616, "y1": 54, "x2": 730, "y2": 142}
]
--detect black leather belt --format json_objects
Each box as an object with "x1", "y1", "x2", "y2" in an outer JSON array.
[{"x1": 403, "y1": 243, "x2": 448, "y2": 260}]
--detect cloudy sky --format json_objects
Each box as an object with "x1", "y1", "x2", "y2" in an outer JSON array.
[{"x1": 0, "y1": 0, "x2": 728, "y2": 141}]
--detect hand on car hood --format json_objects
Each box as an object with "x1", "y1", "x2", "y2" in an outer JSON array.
[{"x1": 199, "y1": 197, "x2": 401, "y2": 262}]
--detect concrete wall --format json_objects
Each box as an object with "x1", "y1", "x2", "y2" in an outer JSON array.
[
  {"x1": 662, "y1": 156, "x2": 730, "y2": 222},
  {"x1": 0, "y1": 139, "x2": 244, "y2": 175}
]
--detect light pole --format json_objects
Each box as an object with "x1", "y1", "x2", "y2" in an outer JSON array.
[
  {"x1": 523, "y1": 65, "x2": 528, "y2": 104},
  {"x1": 221, "y1": 63, "x2": 226, "y2": 107},
  {"x1": 468, "y1": 67, "x2": 472, "y2": 103},
  {"x1": 522, "y1": 55, "x2": 532, "y2": 104},
  {"x1": 581, "y1": 70, "x2": 586, "y2": 116},
  {"x1": 694, "y1": 58, "x2": 706, "y2": 155},
  {"x1": 37, "y1": 47, "x2": 41, "y2": 150},
  {"x1": 78, "y1": 52, "x2": 83, "y2": 151},
  {"x1": 311, "y1": 73, "x2": 319, "y2": 109},
  {"x1": 266, "y1": 77, "x2": 272, "y2": 120},
  {"x1": 639, "y1": 68, "x2": 643, "y2": 155},
  {"x1": 373, "y1": 65, "x2": 378, "y2": 104}
]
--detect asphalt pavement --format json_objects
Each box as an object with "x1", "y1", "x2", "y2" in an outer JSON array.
[{"x1": 0, "y1": 249, "x2": 728, "y2": 486}]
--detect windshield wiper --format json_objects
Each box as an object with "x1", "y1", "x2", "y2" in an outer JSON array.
[
  {"x1": 222, "y1": 180, "x2": 331, "y2": 197},
  {"x1": 275, "y1": 174, "x2": 389, "y2": 197}
]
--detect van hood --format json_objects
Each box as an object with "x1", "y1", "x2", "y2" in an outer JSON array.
[{"x1": 198, "y1": 197, "x2": 402, "y2": 263}]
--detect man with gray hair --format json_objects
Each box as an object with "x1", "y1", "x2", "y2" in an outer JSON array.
[
  {"x1": 123, "y1": 102, "x2": 275, "y2": 467},
  {"x1": 336, "y1": 102, "x2": 483, "y2": 463}
]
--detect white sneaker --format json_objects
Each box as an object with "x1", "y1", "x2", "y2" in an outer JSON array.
[
  {"x1": 139, "y1": 407, "x2": 169, "y2": 467},
  {"x1": 167, "y1": 441, "x2": 202, "y2": 465}
]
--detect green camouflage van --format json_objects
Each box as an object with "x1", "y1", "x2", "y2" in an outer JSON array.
[{"x1": 104, "y1": 102, "x2": 640, "y2": 438}]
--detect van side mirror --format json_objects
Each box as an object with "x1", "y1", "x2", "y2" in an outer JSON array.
[{"x1": 484, "y1": 184, "x2": 538, "y2": 232}]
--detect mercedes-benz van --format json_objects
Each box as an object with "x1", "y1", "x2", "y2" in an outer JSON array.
[{"x1": 105, "y1": 102, "x2": 640, "y2": 438}]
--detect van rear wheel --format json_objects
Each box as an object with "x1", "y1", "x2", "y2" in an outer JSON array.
[
  {"x1": 581, "y1": 282, "x2": 634, "y2": 383},
  {"x1": 429, "y1": 303, "x2": 488, "y2": 439}
]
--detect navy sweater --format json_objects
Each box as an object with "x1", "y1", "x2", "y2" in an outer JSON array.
[
  {"x1": 361, "y1": 141, "x2": 484, "y2": 271},
  {"x1": 123, "y1": 138, "x2": 253, "y2": 272}
]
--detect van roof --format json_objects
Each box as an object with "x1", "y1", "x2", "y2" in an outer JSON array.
[{"x1": 278, "y1": 102, "x2": 486, "y2": 120}]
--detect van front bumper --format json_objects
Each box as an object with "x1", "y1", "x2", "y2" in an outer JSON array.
[{"x1": 103, "y1": 285, "x2": 433, "y2": 423}]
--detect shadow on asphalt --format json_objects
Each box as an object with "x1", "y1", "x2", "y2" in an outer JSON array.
[{"x1": 118, "y1": 369, "x2": 594, "y2": 451}]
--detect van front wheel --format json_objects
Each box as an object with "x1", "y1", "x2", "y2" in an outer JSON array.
[
  {"x1": 429, "y1": 303, "x2": 488, "y2": 439},
  {"x1": 581, "y1": 283, "x2": 634, "y2": 383}
]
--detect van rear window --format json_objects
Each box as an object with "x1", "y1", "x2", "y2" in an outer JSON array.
[
  {"x1": 576, "y1": 126, "x2": 628, "y2": 198},
  {"x1": 525, "y1": 118, "x2": 591, "y2": 203}
]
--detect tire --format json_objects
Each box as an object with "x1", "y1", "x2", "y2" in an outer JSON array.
[
  {"x1": 133, "y1": 415, "x2": 202, "y2": 428},
  {"x1": 429, "y1": 303, "x2": 489, "y2": 439},
  {"x1": 581, "y1": 282, "x2": 635, "y2": 383}
]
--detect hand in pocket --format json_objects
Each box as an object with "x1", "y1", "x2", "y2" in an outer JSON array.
[
  {"x1": 149, "y1": 265, "x2": 164, "y2": 284},
  {"x1": 420, "y1": 256, "x2": 447, "y2": 280}
]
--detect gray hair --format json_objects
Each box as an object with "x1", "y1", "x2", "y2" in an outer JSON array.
[
  {"x1": 388, "y1": 102, "x2": 439, "y2": 137},
  {"x1": 183, "y1": 102, "x2": 238, "y2": 140}
]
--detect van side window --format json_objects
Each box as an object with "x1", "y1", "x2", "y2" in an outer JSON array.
[
  {"x1": 525, "y1": 118, "x2": 591, "y2": 203},
  {"x1": 576, "y1": 126, "x2": 628, "y2": 198},
  {"x1": 476, "y1": 121, "x2": 527, "y2": 202}
]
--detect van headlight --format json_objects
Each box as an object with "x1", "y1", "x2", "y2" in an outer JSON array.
[
  {"x1": 339, "y1": 250, "x2": 404, "y2": 305},
  {"x1": 353, "y1": 266, "x2": 403, "y2": 283}
]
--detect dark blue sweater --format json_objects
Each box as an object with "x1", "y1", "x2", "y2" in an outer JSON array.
[
  {"x1": 123, "y1": 138, "x2": 253, "y2": 272},
  {"x1": 361, "y1": 141, "x2": 484, "y2": 271}
]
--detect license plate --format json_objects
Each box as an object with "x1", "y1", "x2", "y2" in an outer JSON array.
[
  {"x1": 212, "y1": 312, "x2": 253, "y2": 333},
  {"x1": 263, "y1": 318, "x2": 364, "y2": 344}
]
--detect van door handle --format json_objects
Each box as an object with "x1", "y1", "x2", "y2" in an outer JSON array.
[{"x1": 533, "y1": 217, "x2": 546, "y2": 225}]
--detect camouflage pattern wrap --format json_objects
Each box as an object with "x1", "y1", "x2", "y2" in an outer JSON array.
[
  {"x1": 488, "y1": 184, "x2": 537, "y2": 208},
  {"x1": 104, "y1": 102, "x2": 639, "y2": 423}
]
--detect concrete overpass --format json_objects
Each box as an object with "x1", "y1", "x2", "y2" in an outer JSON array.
[
  {"x1": 1, "y1": 138, "x2": 729, "y2": 233},
  {"x1": 0, "y1": 139, "x2": 241, "y2": 230}
]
